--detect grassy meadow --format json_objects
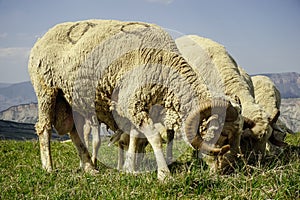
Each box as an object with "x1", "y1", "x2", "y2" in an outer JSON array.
[{"x1": 0, "y1": 133, "x2": 299, "y2": 199}]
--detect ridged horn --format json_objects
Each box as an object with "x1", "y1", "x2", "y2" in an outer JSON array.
[
  {"x1": 185, "y1": 98, "x2": 232, "y2": 155},
  {"x1": 191, "y1": 135, "x2": 230, "y2": 156}
]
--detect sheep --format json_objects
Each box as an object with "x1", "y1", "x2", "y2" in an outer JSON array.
[
  {"x1": 110, "y1": 35, "x2": 244, "y2": 175},
  {"x1": 28, "y1": 19, "x2": 240, "y2": 180},
  {"x1": 175, "y1": 35, "x2": 273, "y2": 164},
  {"x1": 112, "y1": 33, "x2": 245, "y2": 174},
  {"x1": 251, "y1": 75, "x2": 289, "y2": 154}
]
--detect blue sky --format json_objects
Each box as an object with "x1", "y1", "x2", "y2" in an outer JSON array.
[{"x1": 0, "y1": 0, "x2": 299, "y2": 83}]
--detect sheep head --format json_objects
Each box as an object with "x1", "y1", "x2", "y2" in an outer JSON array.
[
  {"x1": 241, "y1": 113, "x2": 275, "y2": 161},
  {"x1": 185, "y1": 99, "x2": 239, "y2": 155},
  {"x1": 242, "y1": 109, "x2": 285, "y2": 145}
]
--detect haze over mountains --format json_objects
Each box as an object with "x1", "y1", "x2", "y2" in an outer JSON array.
[
  {"x1": 0, "y1": 81, "x2": 36, "y2": 111},
  {"x1": 0, "y1": 72, "x2": 299, "y2": 139}
]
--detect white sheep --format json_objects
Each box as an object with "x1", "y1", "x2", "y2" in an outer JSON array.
[
  {"x1": 251, "y1": 75, "x2": 289, "y2": 154},
  {"x1": 28, "y1": 19, "x2": 240, "y2": 180},
  {"x1": 175, "y1": 35, "x2": 273, "y2": 163}
]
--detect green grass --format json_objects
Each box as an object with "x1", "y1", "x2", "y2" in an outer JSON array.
[{"x1": 0, "y1": 133, "x2": 299, "y2": 199}]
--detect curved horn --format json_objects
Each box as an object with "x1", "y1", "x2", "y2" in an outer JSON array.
[
  {"x1": 185, "y1": 98, "x2": 232, "y2": 155},
  {"x1": 191, "y1": 135, "x2": 230, "y2": 155}
]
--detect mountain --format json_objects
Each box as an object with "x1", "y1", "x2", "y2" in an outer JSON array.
[
  {"x1": 0, "y1": 103, "x2": 38, "y2": 124},
  {"x1": 280, "y1": 98, "x2": 300, "y2": 133},
  {"x1": 0, "y1": 81, "x2": 37, "y2": 111},
  {"x1": 0, "y1": 83, "x2": 12, "y2": 88},
  {"x1": 254, "y1": 72, "x2": 300, "y2": 98}
]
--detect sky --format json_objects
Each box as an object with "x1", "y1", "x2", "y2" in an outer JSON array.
[{"x1": 0, "y1": 0, "x2": 299, "y2": 83}]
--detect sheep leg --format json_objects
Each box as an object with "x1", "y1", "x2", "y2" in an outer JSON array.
[
  {"x1": 116, "y1": 131, "x2": 127, "y2": 170},
  {"x1": 91, "y1": 124, "x2": 101, "y2": 168},
  {"x1": 83, "y1": 119, "x2": 91, "y2": 150},
  {"x1": 35, "y1": 90, "x2": 57, "y2": 172},
  {"x1": 135, "y1": 137, "x2": 147, "y2": 171},
  {"x1": 166, "y1": 129, "x2": 174, "y2": 165},
  {"x1": 123, "y1": 129, "x2": 139, "y2": 172},
  {"x1": 69, "y1": 127, "x2": 98, "y2": 174},
  {"x1": 141, "y1": 123, "x2": 170, "y2": 181},
  {"x1": 117, "y1": 144, "x2": 125, "y2": 170},
  {"x1": 38, "y1": 128, "x2": 53, "y2": 172}
]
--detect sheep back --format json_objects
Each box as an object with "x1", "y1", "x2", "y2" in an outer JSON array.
[{"x1": 252, "y1": 75, "x2": 281, "y2": 120}]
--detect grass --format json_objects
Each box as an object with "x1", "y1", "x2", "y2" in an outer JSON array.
[{"x1": 0, "y1": 133, "x2": 299, "y2": 199}]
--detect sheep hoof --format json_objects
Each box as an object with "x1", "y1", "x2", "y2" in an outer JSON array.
[
  {"x1": 84, "y1": 167, "x2": 99, "y2": 175},
  {"x1": 42, "y1": 163, "x2": 53, "y2": 172},
  {"x1": 88, "y1": 169, "x2": 99, "y2": 175},
  {"x1": 157, "y1": 168, "x2": 171, "y2": 182},
  {"x1": 83, "y1": 164, "x2": 99, "y2": 175},
  {"x1": 44, "y1": 166, "x2": 53, "y2": 173}
]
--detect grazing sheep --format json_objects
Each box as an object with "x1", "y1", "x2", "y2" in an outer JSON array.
[
  {"x1": 175, "y1": 35, "x2": 273, "y2": 164},
  {"x1": 251, "y1": 75, "x2": 289, "y2": 154},
  {"x1": 29, "y1": 19, "x2": 239, "y2": 180}
]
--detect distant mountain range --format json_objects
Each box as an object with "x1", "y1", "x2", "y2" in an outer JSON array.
[{"x1": 0, "y1": 103, "x2": 38, "y2": 124}]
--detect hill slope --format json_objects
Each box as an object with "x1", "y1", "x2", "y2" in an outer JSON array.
[{"x1": 0, "y1": 82, "x2": 37, "y2": 111}]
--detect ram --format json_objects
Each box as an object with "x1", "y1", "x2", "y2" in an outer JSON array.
[
  {"x1": 29, "y1": 19, "x2": 240, "y2": 180},
  {"x1": 175, "y1": 35, "x2": 273, "y2": 163}
]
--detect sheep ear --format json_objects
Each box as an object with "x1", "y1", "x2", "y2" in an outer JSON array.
[{"x1": 243, "y1": 117, "x2": 255, "y2": 129}]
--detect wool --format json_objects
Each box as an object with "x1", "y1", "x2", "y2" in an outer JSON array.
[{"x1": 29, "y1": 20, "x2": 239, "y2": 179}]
